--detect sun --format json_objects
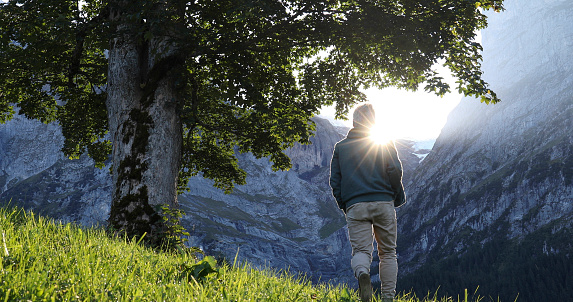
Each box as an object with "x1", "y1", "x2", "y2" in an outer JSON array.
[
  {"x1": 361, "y1": 84, "x2": 462, "y2": 142},
  {"x1": 368, "y1": 122, "x2": 395, "y2": 145}
]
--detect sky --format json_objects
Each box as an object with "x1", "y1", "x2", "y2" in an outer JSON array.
[
  {"x1": 318, "y1": 63, "x2": 464, "y2": 142},
  {"x1": 318, "y1": 28, "x2": 483, "y2": 143}
]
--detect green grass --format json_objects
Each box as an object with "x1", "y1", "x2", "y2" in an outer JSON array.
[{"x1": 0, "y1": 205, "x2": 486, "y2": 302}]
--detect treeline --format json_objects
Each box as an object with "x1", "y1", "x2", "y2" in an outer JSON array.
[{"x1": 396, "y1": 225, "x2": 573, "y2": 302}]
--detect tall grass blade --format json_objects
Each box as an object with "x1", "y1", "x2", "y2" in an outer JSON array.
[{"x1": 1, "y1": 232, "x2": 8, "y2": 256}]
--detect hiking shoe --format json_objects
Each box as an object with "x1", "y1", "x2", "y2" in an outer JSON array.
[{"x1": 358, "y1": 273, "x2": 372, "y2": 302}]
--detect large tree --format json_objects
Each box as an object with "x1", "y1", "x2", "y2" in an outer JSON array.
[{"x1": 0, "y1": 0, "x2": 503, "y2": 244}]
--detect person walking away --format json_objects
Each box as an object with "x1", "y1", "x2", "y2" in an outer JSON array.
[{"x1": 329, "y1": 103, "x2": 406, "y2": 302}]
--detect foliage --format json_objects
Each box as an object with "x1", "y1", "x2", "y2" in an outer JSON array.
[
  {"x1": 0, "y1": 0, "x2": 504, "y2": 193},
  {"x1": 0, "y1": 0, "x2": 110, "y2": 166},
  {"x1": 157, "y1": 204, "x2": 191, "y2": 251},
  {"x1": 0, "y1": 205, "x2": 497, "y2": 301},
  {"x1": 179, "y1": 256, "x2": 220, "y2": 284}
]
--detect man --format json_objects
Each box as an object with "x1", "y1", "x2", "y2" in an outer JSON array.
[{"x1": 329, "y1": 103, "x2": 406, "y2": 302}]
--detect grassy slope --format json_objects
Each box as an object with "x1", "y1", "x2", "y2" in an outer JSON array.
[{"x1": 0, "y1": 206, "x2": 483, "y2": 302}]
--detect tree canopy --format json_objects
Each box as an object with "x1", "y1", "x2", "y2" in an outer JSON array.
[{"x1": 0, "y1": 0, "x2": 503, "y2": 242}]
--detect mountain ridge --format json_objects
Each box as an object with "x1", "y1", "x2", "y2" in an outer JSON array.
[{"x1": 395, "y1": 0, "x2": 573, "y2": 300}]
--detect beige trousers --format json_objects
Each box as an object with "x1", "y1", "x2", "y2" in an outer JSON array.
[{"x1": 346, "y1": 201, "x2": 397, "y2": 298}]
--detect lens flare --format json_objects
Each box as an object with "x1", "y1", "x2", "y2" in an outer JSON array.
[{"x1": 368, "y1": 123, "x2": 394, "y2": 145}]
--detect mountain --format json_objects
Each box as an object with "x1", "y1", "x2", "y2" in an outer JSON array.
[
  {"x1": 0, "y1": 113, "x2": 423, "y2": 285},
  {"x1": 395, "y1": 0, "x2": 573, "y2": 300},
  {"x1": 0, "y1": 112, "x2": 112, "y2": 226},
  {"x1": 179, "y1": 117, "x2": 353, "y2": 284}
]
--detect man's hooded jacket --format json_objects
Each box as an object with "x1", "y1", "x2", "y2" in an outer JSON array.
[{"x1": 329, "y1": 126, "x2": 406, "y2": 212}]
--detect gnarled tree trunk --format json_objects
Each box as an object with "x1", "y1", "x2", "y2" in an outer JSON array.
[{"x1": 106, "y1": 5, "x2": 182, "y2": 243}]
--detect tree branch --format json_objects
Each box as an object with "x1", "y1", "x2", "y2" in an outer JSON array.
[{"x1": 68, "y1": 4, "x2": 110, "y2": 88}]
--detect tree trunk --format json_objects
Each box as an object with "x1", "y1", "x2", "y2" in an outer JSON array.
[{"x1": 106, "y1": 10, "x2": 182, "y2": 243}]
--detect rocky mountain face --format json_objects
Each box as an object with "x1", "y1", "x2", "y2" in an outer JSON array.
[
  {"x1": 0, "y1": 112, "x2": 112, "y2": 226},
  {"x1": 180, "y1": 117, "x2": 353, "y2": 284},
  {"x1": 0, "y1": 113, "x2": 422, "y2": 285},
  {"x1": 396, "y1": 0, "x2": 573, "y2": 300}
]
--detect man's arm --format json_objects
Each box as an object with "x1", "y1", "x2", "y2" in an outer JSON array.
[
  {"x1": 385, "y1": 141, "x2": 407, "y2": 207},
  {"x1": 386, "y1": 141, "x2": 403, "y2": 193},
  {"x1": 329, "y1": 145, "x2": 344, "y2": 212}
]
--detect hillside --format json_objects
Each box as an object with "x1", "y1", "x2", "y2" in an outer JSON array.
[
  {"x1": 2, "y1": 204, "x2": 501, "y2": 301},
  {"x1": 0, "y1": 205, "x2": 354, "y2": 301}
]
